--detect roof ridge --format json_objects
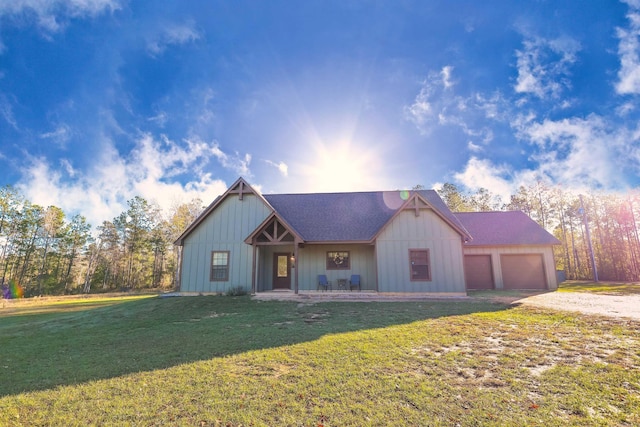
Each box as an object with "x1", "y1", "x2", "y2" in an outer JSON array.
[
  {"x1": 264, "y1": 189, "x2": 436, "y2": 197},
  {"x1": 455, "y1": 210, "x2": 524, "y2": 214}
]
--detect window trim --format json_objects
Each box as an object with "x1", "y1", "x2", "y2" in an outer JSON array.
[
  {"x1": 409, "y1": 249, "x2": 431, "y2": 282},
  {"x1": 326, "y1": 251, "x2": 351, "y2": 270},
  {"x1": 210, "y1": 250, "x2": 230, "y2": 282}
]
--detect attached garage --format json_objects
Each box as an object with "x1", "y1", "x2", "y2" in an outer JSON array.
[
  {"x1": 500, "y1": 254, "x2": 547, "y2": 290},
  {"x1": 455, "y1": 211, "x2": 561, "y2": 291},
  {"x1": 464, "y1": 255, "x2": 494, "y2": 290}
]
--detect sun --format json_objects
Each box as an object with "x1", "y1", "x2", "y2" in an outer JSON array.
[{"x1": 300, "y1": 138, "x2": 383, "y2": 193}]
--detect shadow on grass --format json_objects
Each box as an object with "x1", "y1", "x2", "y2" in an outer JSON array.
[
  {"x1": 466, "y1": 289, "x2": 552, "y2": 305},
  {"x1": 0, "y1": 295, "x2": 511, "y2": 397}
]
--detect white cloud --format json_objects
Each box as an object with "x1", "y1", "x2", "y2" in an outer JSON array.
[
  {"x1": 402, "y1": 26, "x2": 637, "y2": 199},
  {"x1": 519, "y1": 115, "x2": 631, "y2": 189},
  {"x1": 265, "y1": 159, "x2": 288, "y2": 177},
  {"x1": 616, "y1": 101, "x2": 635, "y2": 116},
  {"x1": 453, "y1": 157, "x2": 516, "y2": 202},
  {"x1": 454, "y1": 112, "x2": 640, "y2": 199},
  {"x1": 616, "y1": 7, "x2": 640, "y2": 94},
  {"x1": 0, "y1": 93, "x2": 17, "y2": 129},
  {"x1": 514, "y1": 36, "x2": 580, "y2": 99},
  {"x1": 205, "y1": 139, "x2": 252, "y2": 177},
  {"x1": 467, "y1": 141, "x2": 482, "y2": 153},
  {"x1": 0, "y1": 0, "x2": 121, "y2": 32},
  {"x1": 60, "y1": 158, "x2": 76, "y2": 177},
  {"x1": 405, "y1": 68, "x2": 507, "y2": 150},
  {"x1": 147, "y1": 111, "x2": 168, "y2": 128},
  {"x1": 404, "y1": 66, "x2": 456, "y2": 133},
  {"x1": 146, "y1": 21, "x2": 201, "y2": 56},
  {"x1": 40, "y1": 124, "x2": 71, "y2": 147},
  {"x1": 404, "y1": 86, "x2": 433, "y2": 132},
  {"x1": 16, "y1": 134, "x2": 242, "y2": 228},
  {"x1": 441, "y1": 65, "x2": 455, "y2": 89}
]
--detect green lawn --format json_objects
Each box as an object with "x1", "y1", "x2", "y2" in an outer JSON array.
[
  {"x1": 558, "y1": 280, "x2": 640, "y2": 295},
  {"x1": 0, "y1": 294, "x2": 638, "y2": 426}
]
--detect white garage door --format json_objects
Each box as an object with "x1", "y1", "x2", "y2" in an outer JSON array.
[{"x1": 500, "y1": 254, "x2": 547, "y2": 290}]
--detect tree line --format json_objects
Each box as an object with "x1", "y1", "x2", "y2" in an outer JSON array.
[
  {"x1": 0, "y1": 186, "x2": 203, "y2": 296},
  {"x1": 1, "y1": 181, "x2": 638, "y2": 297},
  {"x1": 435, "y1": 182, "x2": 640, "y2": 282}
]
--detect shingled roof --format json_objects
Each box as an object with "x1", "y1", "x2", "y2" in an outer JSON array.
[
  {"x1": 176, "y1": 178, "x2": 558, "y2": 247},
  {"x1": 454, "y1": 211, "x2": 561, "y2": 246},
  {"x1": 263, "y1": 190, "x2": 468, "y2": 242}
]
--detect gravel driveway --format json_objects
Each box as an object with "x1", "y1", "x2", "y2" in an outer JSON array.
[{"x1": 514, "y1": 292, "x2": 640, "y2": 320}]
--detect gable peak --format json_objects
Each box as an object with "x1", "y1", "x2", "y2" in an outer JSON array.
[{"x1": 228, "y1": 177, "x2": 258, "y2": 200}]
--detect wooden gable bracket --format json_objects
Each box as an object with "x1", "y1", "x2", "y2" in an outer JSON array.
[
  {"x1": 245, "y1": 212, "x2": 304, "y2": 247},
  {"x1": 250, "y1": 217, "x2": 294, "y2": 245},
  {"x1": 405, "y1": 194, "x2": 431, "y2": 217},
  {"x1": 258, "y1": 219, "x2": 289, "y2": 242},
  {"x1": 228, "y1": 180, "x2": 247, "y2": 200},
  {"x1": 228, "y1": 178, "x2": 259, "y2": 201},
  {"x1": 260, "y1": 229, "x2": 275, "y2": 242}
]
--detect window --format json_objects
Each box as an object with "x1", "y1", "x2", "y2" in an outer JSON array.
[
  {"x1": 409, "y1": 249, "x2": 431, "y2": 281},
  {"x1": 276, "y1": 254, "x2": 288, "y2": 278},
  {"x1": 210, "y1": 251, "x2": 230, "y2": 281},
  {"x1": 326, "y1": 251, "x2": 350, "y2": 270}
]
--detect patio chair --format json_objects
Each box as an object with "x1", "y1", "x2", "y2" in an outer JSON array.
[
  {"x1": 349, "y1": 274, "x2": 361, "y2": 291},
  {"x1": 317, "y1": 274, "x2": 332, "y2": 291}
]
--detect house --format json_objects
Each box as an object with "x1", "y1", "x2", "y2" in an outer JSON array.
[{"x1": 174, "y1": 177, "x2": 560, "y2": 295}]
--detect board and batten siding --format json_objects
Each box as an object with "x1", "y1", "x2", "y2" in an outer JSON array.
[
  {"x1": 462, "y1": 245, "x2": 558, "y2": 290},
  {"x1": 256, "y1": 244, "x2": 376, "y2": 291},
  {"x1": 180, "y1": 194, "x2": 272, "y2": 293},
  {"x1": 375, "y1": 209, "x2": 466, "y2": 293},
  {"x1": 297, "y1": 244, "x2": 376, "y2": 291}
]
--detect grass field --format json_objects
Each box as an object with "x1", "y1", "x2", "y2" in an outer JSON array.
[
  {"x1": 0, "y1": 293, "x2": 638, "y2": 426},
  {"x1": 558, "y1": 280, "x2": 640, "y2": 295}
]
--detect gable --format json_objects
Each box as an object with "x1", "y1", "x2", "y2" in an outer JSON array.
[
  {"x1": 376, "y1": 208, "x2": 465, "y2": 242},
  {"x1": 174, "y1": 177, "x2": 272, "y2": 245},
  {"x1": 371, "y1": 191, "x2": 470, "y2": 242},
  {"x1": 244, "y1": 212, "x2": 303, "y2": 245}
]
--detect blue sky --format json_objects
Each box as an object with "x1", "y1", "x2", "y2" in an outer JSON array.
[{"x1": 1, "y1": 0, "x2": 639, "y2": 227}]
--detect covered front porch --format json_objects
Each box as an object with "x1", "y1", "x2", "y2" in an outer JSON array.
[
  {"x1": 250, "y1": 243, "x2": 377, "y2": 293},
  {"x1": 245, "y1": 213, "x2": 377, "y2": 294}
]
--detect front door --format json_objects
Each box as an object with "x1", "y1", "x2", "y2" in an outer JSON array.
[{"x1": 273, "y1": 253, "x2": 291, "y2": 290}]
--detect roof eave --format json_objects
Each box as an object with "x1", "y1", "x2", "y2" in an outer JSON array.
[
  {"x1": 301, "y1": 240, "x2": 375, "y2": 245},
  {"x1": 463, "y1": 242, "x2": 561, "y2": 247}
]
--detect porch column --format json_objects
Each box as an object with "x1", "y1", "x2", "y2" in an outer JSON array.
[
  {"x1": 373, "y1": 242, "x2": 379, "y2": 292},
  {"x1": 294, "y1": 243, "x2": 299, "y2": 294},
  {"x1": 251, "y1": 244, "x2": 257, "y2": 294}
]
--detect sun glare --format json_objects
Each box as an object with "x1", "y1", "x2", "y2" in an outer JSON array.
[{"x1": 301, "y1": 139, "x2": 382, "y2": 193}]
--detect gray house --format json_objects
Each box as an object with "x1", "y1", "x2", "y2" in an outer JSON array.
[{"x1": 174, "y1": 178, "x2": 560, "y2": 295}]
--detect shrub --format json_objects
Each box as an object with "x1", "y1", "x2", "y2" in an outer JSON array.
[{"x1": 226, "y1": 286, "x2": 247, "y2": 296}]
